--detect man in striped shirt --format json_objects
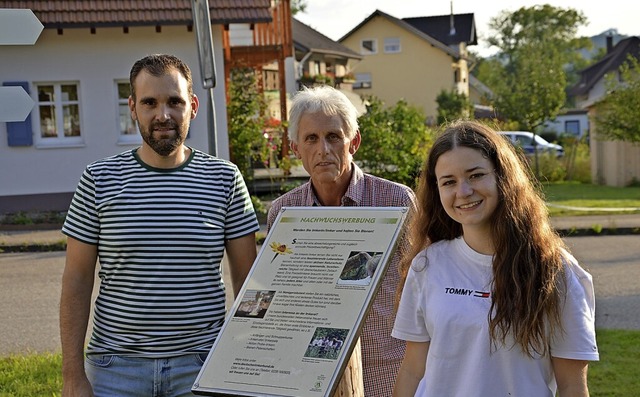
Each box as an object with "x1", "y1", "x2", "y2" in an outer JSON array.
[
  {"x1": 60, "y1": 54, "x2": 259, "y2": 397},
  {"x1": 267, "y1": 86, "x2": 416, "y2": 396}
]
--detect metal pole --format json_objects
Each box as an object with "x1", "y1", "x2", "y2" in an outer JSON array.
[
  {"x1": 207, "y1": 87, "x2": 217, "y2": 157},
  {"x1": 191, "y1": 0, "x2": 217, "y2": 157}
]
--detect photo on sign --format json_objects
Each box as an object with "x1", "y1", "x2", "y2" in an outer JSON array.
[
  {"x1": 304, "y1": 327, "x2": 350, "y2": 360},
  {"x1": 336, "y1": 251, "x2": 383, "y2": 286},
  {"x1": 233, "y1": 290, "x2": 276, "y2": 319}
]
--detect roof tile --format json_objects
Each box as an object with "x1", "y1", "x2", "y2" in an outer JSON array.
[{"x1": 0, "y1": 0, "x2": 272, "y2": 27}]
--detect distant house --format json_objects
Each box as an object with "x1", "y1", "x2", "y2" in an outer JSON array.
[
  {"x1": 260, "y1": 18, "x2": 363, "y2": 119},
  {"x1": 0, "y1": 0, "x2": 293, "y2": 213},
  {"x1": 338, "y1": 10, "x2": 477, "y2": 123},
  {"x1": 578, "y1": 29, "x2": 628, "y2": 62},
  {"x1": 468, "y1": 74, "x2": 492, "y2": 106},
  {"x1": 292, "y1": 18, "x2": 362, "y2": 89},
  {"x1": 541, "y1": 109, "x2": 590, "y2": 139},
  {"x1": 569, "y1": 36, "x2": 640, "y2": 186}
]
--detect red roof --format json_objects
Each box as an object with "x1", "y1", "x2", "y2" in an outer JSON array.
[{"x1": 0, "y1": 0, "x2": 273, "y2": 27}]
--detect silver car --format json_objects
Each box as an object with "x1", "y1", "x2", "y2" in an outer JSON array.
[{"x1": 498, "y1": 131, "x2": 564, "y2": 157}]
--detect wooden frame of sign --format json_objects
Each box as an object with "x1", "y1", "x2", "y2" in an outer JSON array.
[{"x1": 192, "y1": 206, "x2": 409, "y2": 397}]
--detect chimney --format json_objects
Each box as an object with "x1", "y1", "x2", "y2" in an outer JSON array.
[
  {"x1": 449, "y1": 1, "x2": 456, "y2": 36},
  {"x1": 606, "y1": 33, "x2": 613, "y2": 53}
]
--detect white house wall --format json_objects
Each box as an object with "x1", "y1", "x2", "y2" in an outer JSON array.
[
  {"x1": 576, "y1": 78, "x2": 608, "y2": 109},
  {"x1": 541, "y1": 113, "x2": 590, "y2": 138},
  {"x1": 0, "y1": 25, "x2": 228, "y2": 200}
]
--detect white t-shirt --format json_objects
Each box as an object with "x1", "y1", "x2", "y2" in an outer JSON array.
[{"x1": 392, "y1": 237, "x2": 599, "y2": 397}]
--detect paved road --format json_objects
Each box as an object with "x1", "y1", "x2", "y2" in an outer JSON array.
[
  {"x1": 1, "y1": 235, "x2": 639, "y2": 356},
  {"x1": 564, "y1": 235, "x2": 640, "y2": 330}
]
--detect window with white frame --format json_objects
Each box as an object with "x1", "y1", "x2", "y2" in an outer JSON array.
[
  {"x1": 384, "y1": 37, "x2": 401, "y2": 53},
  {"x1": 353, "y1": 73, "x2": 372, "y2": 89},
  {"x1": 361, "y1": 39, "x2": 377, "y2": 55},
  {"x1": 35, "y1": 82, "x2": 82, "y2": 146},
  {"x1": 116, "y1": 81, "x2": 140, "y2": 144}
]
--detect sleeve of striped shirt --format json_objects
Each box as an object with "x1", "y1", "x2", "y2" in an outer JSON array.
[
  {"x1": 224, "y1": 166, "x2": 260, "y2": 240},
  {"x1": 62, "y1": 168, "x2": 100, "y2": 245}
]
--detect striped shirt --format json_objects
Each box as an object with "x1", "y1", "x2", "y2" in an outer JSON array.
[
  {"x1": 62, "y1": 148, "x2": 259, "y2": 357},
  {"x1": 267, "y1": 163, "x2": 416, "y2": 397}
]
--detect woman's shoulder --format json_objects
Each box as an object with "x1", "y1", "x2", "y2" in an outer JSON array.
[
  {"x1": 410, "y1": 239, "x2": 456, "y2": 271},
  {"x1": 561, "y1": 249, "x2": 592, "y2": 279}
]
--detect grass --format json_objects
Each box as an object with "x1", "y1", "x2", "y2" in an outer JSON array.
[
  {"x1": 0, "y1": 329, "x2": 637, "y2": 396},
  {"x1": 589, "y1": 329, "x2": 640, "y2": 396},
  {"x1": 0, "y1": 352, "x2": 62, "y2": 396},
  {"x1": 543, "y1": 182, "x2": 640, "y2": 216}
]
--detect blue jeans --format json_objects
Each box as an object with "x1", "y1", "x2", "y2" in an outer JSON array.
[{"x1": 85, "y1": 353, "x2": 208, "y2": 397}]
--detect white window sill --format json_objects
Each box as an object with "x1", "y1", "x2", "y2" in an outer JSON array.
[{"x1": 35, "y1": 141, "x2": 86, "y2": 149}]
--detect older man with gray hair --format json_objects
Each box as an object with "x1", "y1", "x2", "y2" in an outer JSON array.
[{"x1": 267, "y1": 85, "x2": 415, "y2": 396}]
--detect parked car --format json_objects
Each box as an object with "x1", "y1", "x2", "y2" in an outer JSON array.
[{"x1": 498, "y1": 131, "x2": 564, "y2": 157}]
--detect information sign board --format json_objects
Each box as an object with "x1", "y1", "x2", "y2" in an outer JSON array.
[{"x1": 193, "y1": 206, "x2": 409, "y2": 397}]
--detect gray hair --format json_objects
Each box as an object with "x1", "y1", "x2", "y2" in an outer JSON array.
[{"x1": 288, "y1": 85, "x2": 359, "y2": 144}]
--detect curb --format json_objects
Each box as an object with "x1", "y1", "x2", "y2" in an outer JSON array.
[{"x1": 1, "y1": 227, "x2": 639, "y2": 254}]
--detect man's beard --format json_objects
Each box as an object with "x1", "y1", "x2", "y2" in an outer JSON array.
[{"x1": 139, "y1": 120, "x2": 187, "y2": 157}]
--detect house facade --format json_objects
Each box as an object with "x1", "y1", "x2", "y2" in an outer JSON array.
[
  {"x1": 291, "y1": 18, "x2": 362, "y2": 90},
  {"x1": 570, "y1": 36, "x2": 640, "y2": 186},
  {"x1": 0, "y1": 1, "x2": 290, "y2": 213},
  {"x1": 541, "y1": 109, "x2": 590, "y2": 139},
  {"x1": 339, "y1": 10, "x2": 476, "y2": 123}
]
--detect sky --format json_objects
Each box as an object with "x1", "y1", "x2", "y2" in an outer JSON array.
[{"x1": 295, "y1": 0, "x2": 640, "y2": 57}]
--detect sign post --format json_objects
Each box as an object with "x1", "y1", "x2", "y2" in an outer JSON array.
[
  {"x1": 190, "y1": 0, "x2": 218, "y2": 157},
  {"x1": 0, "y1": 8, "x2": 43, "y2": 122}
]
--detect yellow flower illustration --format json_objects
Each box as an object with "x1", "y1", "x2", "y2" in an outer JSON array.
[{"x1": 269, "y1": 242, "x2": 293, "y2": 262}]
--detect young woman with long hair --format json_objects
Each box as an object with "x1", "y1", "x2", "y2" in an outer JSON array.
[{"x1": 392, "y1": 120, "x2": 599, "y2": 396}]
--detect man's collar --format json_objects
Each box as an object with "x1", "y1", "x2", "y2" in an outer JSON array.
[
  {"x1": 342, "y1": 163, "x2": 364, "y2": 205},
  {"x1": 307, "y1": 163, "x2": 363, "y2": 206}
]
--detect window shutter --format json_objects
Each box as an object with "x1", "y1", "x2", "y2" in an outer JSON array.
[{"x1": 2, "y1": 81, "x2": 34, "y2": 146}]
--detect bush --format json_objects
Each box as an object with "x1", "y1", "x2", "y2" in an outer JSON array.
[
  {"x1": 522, "y1": 134, "x2": 590, "y2": 183},
  {"x1": 436, "y1": 89, "x2": 473, "y2": 125},
  {"x1": 357, "y1": 97, "x2": 434, "y2": 188},
  {"x1": 536, "y1": 152, "x2": 567, "y2": 182},
  {"x1": 227, "y1": 68, "x2": 286, "y2": 182},
  {"x1": 539, "y1": 131, "x2": 558, "y2": 143},
  {"x1": 560, "y1": 136, "x2": 591, "y2": 183},
  {"x1": 227, "y1": 68, "x2": 265, "y2": 181}
]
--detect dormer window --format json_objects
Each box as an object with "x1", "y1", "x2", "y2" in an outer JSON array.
[{"x1": 361, "y1": 39, "x2": 377, "y2": 55}]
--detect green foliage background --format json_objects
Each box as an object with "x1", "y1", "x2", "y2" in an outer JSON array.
[
  {"x1": 436, "y1": 89, "x2": 473, "y2": 125},
  {"x1": 594, "y1": 56, "x2": 640, "y2": 143},
  {"x1": 227, "y1": 68, "x2": 265, "y2": 181},
  {"x1": 481, "y1": 5, "x2": 590, "y2": 131},
  {"x1": 357, "y1": 96, "x2": 434, "y2": 188}
]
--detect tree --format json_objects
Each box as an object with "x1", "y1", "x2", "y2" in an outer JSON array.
[
  {"x1": 435, "y1": 89, "x2": 473, "y2": 125},
  {"x1": 486, "y1": 5, "x2": 588, "y2": 131},
  {"x1": 594, "y1": 55, "x2": 640, "y2": 143},
  {"x1": 489, "y1": 43, "x2": 567, "y2": 133},
  {"x1": 227, "y1": 68, "x2": 268, "y2": 182},
  {"x1": 484, "y1": 5, "x2": 588, "y2": 175},
  {"x1": 487, "y1": 5, "x2": 589, "y2": 61},
  {"x1": 357, "y1": 97, "x2": 434, "y2": 188},
  {"x1": 290, "y1": 0, "x2": 307, "y2": 15}
]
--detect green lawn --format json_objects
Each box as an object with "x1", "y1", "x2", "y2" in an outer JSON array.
[
  {"x1": 543, "y1": 182, "x2": 640, "y2": 216},
  {"x1": 589, "y1": 329, "x2": 640, "y2": 396},
  {"x1": 0, "y1": 329, "x2": 637, "y2": 396}
]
